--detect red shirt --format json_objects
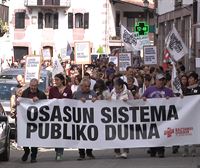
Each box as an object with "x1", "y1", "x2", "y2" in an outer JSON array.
[{"x1": 49, "y1": 86, "x2": 73, "y2": 99}]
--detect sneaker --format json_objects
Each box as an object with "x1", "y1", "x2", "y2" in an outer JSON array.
[
  {"x1": 120, "y1": 152, "x2": 127, "y2": 159},
  {"x1": 191, "y1": 150, "x2": 196, "y2": 157},
  {"x1": 182, "y1": 148, "x2": 189, "y2": 157},
  {"x1": 77, "y1": 156, "x2": 85, "y2": 161},
  {"x1": 30, "y1": 158, "x2": 37, "y2": 163},
  {"x1": 21, "y1": 152, "x2": 30, "y2": 162},
  {"x1": 87, "y1": 154, "x2": 95, "y2": 160},
  {"x1": 55, "y1": 155, "x2": 62, "y2": 161},
  {"x1": 172, "y1": 147, "x2": 179, "y2": 154},
  {"x1": 158, "y1": 153, "x2": 165, "y2": 158},
  {"x1": 150, "y1": 152, "x2": 156, "y2": 157},
  {"x1": 115, "y1": 153, "x2": 121, "y2": 158}
]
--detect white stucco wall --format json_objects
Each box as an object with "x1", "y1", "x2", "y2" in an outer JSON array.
[
  {"x1": 8, "y1": 0, "x2": 109, "y2": 55},
  {"x1": 157, "y1": 0, "x2": 174, "y2": 15},
  {"x1": 157, "y1": 0, "x2": 193, "y2": 15}
]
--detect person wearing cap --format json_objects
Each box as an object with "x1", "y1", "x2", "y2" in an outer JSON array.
[
  {"x1": 182, "y1": 72, "x2": 200, "y2": 157},
  {"x1": 142, "y1": 73, "x2": 174, "y2": 158}
]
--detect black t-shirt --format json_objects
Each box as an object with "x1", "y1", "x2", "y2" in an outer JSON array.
[{"x1": 184, "y1": 85, "x2": 200, "y2": 96}]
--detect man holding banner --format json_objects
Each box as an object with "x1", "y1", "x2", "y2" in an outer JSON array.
[
  {"x1": 20, "y1": 78, "x2": 47, "y2": 163},
  {"x1": 73, "y1": 78, "x2": 97, "y2": 160},
  {"x1": 142, "y1": 73, "x2": 174, "y2": 158}
]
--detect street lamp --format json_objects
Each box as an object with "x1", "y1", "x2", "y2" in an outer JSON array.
[
  {"x1": 143, "y1": 0, "x2": 149, "y2": 23},
  {"x1": 143, "y1": 0, "x2": 149, "y2": 8}
]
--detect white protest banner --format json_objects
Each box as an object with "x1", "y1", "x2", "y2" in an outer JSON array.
[
  {"x1": 25, "y1": 55, "x2": 42, "y2": 83},
  {"x1": 109, "y1": 56, "x2": 118, "y2": 66},
  {"x1": 74, "y1": 42, "x2": 90, "y2": 64},
  {"x1": 121, "y1": 25, "x2": 139, "y2": 51},
  {"x1": 171, "y1": 61, "x2": 182, "y2": 95},
  {"x1": 143, "y1": 46, "x2": 157, "y2": 65},
  {"x1": 135, "y1": 35, "x2": 151, "y2": 50},
  {"x1": 17, "y1": 96, "x2": 200, "y2": 148},
  {"x1": 118, "y1": 53, "x2": 132, "y2": 71},
  {"x1": 121, "y1": 25, "x2": 150, "y2": 51},
  {"x1": 165, "y1": 26, "x2": 188, "y2": 61}
]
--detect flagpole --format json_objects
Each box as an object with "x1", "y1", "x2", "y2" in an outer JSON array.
[
  {"x1": 120, "y1": 23, "x2": 123, "y2": 53},
  {"x1": 82, "y1": 64, "x2": 84, "y2": 78}
]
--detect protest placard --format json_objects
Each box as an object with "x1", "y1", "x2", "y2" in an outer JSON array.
[
  {"x1": 24, "y1": 55, "x2": 42, "y2": 83},
  {"x1": 143, "y1": 46, "x2": 157, "y2": 65},
  {"x1": 74, "y1": 42, "x2": 90, "y2": 64},
  {"x1": 118, "y1": 53, "x2": 132, "y2": 71}
]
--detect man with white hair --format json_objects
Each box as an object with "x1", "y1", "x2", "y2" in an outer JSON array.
[{"x1": 73, "y1": 78, "x2": 97, "y2": 160}]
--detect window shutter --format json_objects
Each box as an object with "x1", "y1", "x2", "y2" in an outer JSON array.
[
  {"x1": 53, "y1": 13, "x2": 59, "y2": 29},
  {"x1": 15, "y1": 12, "x2": 25, "y2": 29},
  {"x1": 38, "y1": 12, "x2": 43, "y2": 29},
  {"x1": 84, "y1": 13, "x2": 89, "y2": 29},
  {"x1": 68, "y1": 13, "x2": 73, "y2": 29},
  {"x1": 37, "y1": 0, "x2": 43, "y2": 5}
]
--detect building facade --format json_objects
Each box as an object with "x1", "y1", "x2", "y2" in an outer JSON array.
[
  {"x1": 0, "y1": 0, "x2": 11, "y2": 66},
  {"x1": 156, "y1": 0, "x2": 200, "y2": 71},
  {"x1": 7, "y1": 0, "x2": 155, "y2": 61}
]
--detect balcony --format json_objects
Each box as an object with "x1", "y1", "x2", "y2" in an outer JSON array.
[{"x1": 24, "y1": 0, "x2": 71, "y2": 8}]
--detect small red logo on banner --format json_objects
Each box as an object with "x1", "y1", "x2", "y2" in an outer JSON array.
[{"x1": 164, "y1": 128, "x2": 174, "y2": 138}]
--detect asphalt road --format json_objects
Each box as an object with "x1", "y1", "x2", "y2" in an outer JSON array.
[{"x1": 1, "y1": 146, "x2": 200, "y2": 168}]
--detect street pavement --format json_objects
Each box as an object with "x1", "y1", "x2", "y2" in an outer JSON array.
[{"x1": 1, "y1": 146, "x2": 200, "y2": 168}]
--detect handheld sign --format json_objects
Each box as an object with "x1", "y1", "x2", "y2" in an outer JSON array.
[
  {"x1": 25, "y1": 55, "x2": 42, "y2": 83},
  {"x1": 109, "y1": 56, "x2": 118, "y2": 67},
  {"x1": 143, "y1": 46, "x2": 157, "y2": 65},
  {"x1": 118, "y1": 53, "x2": 132, "y2": 72},
  {"x1": 74, "y1": 42, "x2": 91, "y2": 64}
]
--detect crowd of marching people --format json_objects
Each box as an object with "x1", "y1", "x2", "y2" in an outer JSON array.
[{"x1": 9, "y1": 55, "x2": 200, "y2": 163}]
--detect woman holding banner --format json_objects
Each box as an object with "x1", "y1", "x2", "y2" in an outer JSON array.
[
  {"x1": 49, "y1": 73, "x2": 73, "y2": 161},
  {"x1": 110, "y1": 78, "x2": 134, "y2": 159}
]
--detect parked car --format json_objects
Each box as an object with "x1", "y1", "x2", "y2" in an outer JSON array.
[
  {"x1": 0, "y1": 102, "x2": 10, "y2": 161},
  {"x1": 0, "y1": 68, "x2": 52, "y2": 139},
  {"x1": 0, "y1": 78, "x2": 18, "y2": 139},
  {"x1": 0, "y1": 68, "x2": 52, "y2": 91}
]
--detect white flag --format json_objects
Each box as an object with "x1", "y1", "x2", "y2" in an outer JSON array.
[
  {"x1": 165, "y1": 26, "x2": 188, "y2": 61},
  {"x1": 121, "y1": 25, "x2": 139, "y2": 51},
  {"x1": 52, "y1": 54, "x2": 64, "y2": 77},
  {"x1": 171, "y1": 61, "x2": 182, "y2": 95},
  {"x1": 121, "y1": 25, "x2": 150, "y2": 51}
]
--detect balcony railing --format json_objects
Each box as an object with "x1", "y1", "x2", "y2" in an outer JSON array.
[{"x1": 24, "y1": 0, "x2": 71, "y2": 8}]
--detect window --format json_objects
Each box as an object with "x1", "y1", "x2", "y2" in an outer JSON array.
[
  {"x1": 45, "y1": 0, "x2": 53, "y2": 5},
  {"x1": 75, "y1": 13, "x2": 83, "y2": 28},
  {"x1": 15, "y1": 12, "x2": 25, "y2": 29},
  {"x1": 68, "y1": 13, "x2": 73, "y2": 29},
  {"x1": 38, "y1": 12, "x2": 43, "y2": 29},
  {"x1": 53, "y1": 13, "x2": 58, "y2": 29},
  {"x1": 45, "y1": 13, "x2": 53, "y2": 28},
  {"x1": 53, "y1": 0, "x2": 60, "y2": 5},
  {"x1": 175, "y1": 0, "x2": 182, "y2": 8},
  {"x1": 13, "y1": 46, "x2": 28, "y2": 60},
  {"x1": 37, "y1": 0, "x2": 43, "y2": 5},
  {"x1": 84, "y1": 13, "x2": 89, "y2": 29}
]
